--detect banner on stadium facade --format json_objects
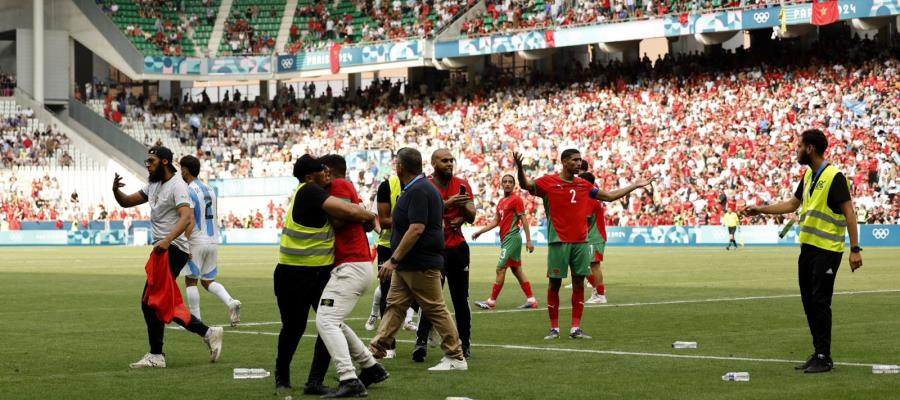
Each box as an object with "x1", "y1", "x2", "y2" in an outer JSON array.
[
  {"x1": 208, "y1": 56, "x2": 273, "y2": 75},
  {"x1": 277, "y1": 41, "x2": 421, "y2": 73},
  {"x1": 67, "y1": 229, "x2": 127, "y2": 245},
  {"x1": 0, "y1": 230, "x2": 67, "y2": 246},
  {"x1": 433, "y1": 0, "x2": 900, "y2": 59},
  {"x1": 143, "y1": 56, "x2": 203, "y2": 75},
  {"x1": 742, "y1": 6, "x2": 781, "y2": 29}
]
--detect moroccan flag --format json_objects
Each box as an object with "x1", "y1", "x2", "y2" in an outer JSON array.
[
  {"x1": 679, "y1": 13, "x2": 689, "y2": 26},
  {"x1": 811, "y1": 0, "x2": 839, "y2": 26},
  {"x1": 544, "y1": 30, "x2": 555, "y2": 48},
  {"x1": 330, "y1": 43, "x2": 341, "y2": 74}
]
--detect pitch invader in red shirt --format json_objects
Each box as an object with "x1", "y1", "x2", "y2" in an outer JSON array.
[
  {"x1": 514, "y1": 149, "x2": 652, "y2": 339},
  {"x1": 415, "y1": 149, "x2": 476, "y2": 361},
  {"x1": 471, "y1": 174, "x2": 537, "y2": 310}
]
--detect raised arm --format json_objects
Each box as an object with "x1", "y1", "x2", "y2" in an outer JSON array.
[
  {"x1": 594, "y1": 178, "x2": 654, "y2": 202},
  {"x1": 513, "y1": 152, "x2": 536, "y2": 192},
  {"x1": 112, "y1": 173, "x2": 148, "y2": 208},
  {"x1": 743, "y1": 198, "x2": 802, "y2": 216}
]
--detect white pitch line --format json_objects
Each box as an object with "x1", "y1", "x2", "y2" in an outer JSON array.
[
  {"x1": 213, "y1": 329, "x2": 880, "y2": 368},
  {"x1": 481, "y1": 288, "x2": 900, "y2": 315},
  {"x1": 222, "y1": 288, "x2": 900, "y2": 328}
]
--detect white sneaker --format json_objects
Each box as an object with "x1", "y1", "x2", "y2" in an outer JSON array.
[
  {"x1": 129, "y1": 353, "x2": 166, "y2": 369},
  {"x1": 384, "y1": 349, "x2": 396, "y2": 359},
  {"x1": 586, "y1": 293, "x2": 608, "y2": 304},
  {"x1": 403, "y1": 321, "x2": 418, "y2": 331},
  {"x1": 204, "y1": 326, "x2": 224, "y2": 362},
  {"x1": 228, "y1": 300, "x2": 242, "y2": 326},
  {"x1": 364, "y1": 314, "x2": 378, "y2": 331},
  {"x1": 427, "y1": 356, "x2": 468, "y2": 371},
  {"x1": 428, "y1": 328, "x2": 441, "y2": 348}
]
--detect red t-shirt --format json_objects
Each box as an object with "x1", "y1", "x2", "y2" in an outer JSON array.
[
  {"x1": 534, "y1": 174, "x2": 596, "y2": 243},
  {"x1": 497, "y1": 194, "x2": 525, "y2": 241},
  {"x1": 329, "y1": 179, "x2": 371, "y2": 264},
  {"x1": 429, "y1": 176, "x2": 474, "y2": 249}
]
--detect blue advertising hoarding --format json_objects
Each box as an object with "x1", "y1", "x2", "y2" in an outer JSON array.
[{"x1": 277, "y1": 41, "x2": 421, "y2": 73}]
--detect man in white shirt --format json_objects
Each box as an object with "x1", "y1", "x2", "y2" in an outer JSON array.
[
  {"x1": 113, "y1": 146, "x2": 223, "y2": 369},
  {"x1": 179, "y1": 155, "x2": 242, "y2": 326}
]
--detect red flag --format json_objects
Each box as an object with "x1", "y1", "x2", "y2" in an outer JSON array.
[
  {"x1": 811, "y1": 0, "x2": 839, "y2": 26},
  {"x1": 330, "y1": 43, "x2": 341, "y2": 74},
  {"x1": 544, "y1": 30, "x2": 556, "y2": 48},
  {"x1": 143, "y1": 250, "x2": 192, "y2": 324},
  {"x1": 679, "y1": 13, "x2": 689, "y2": 26}
]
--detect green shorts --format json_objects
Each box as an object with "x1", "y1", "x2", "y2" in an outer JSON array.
[
  {"x1": 497, "y1": 235, "x2": 522, "y2": 268},
  {"x1": 547, "y1": 242, "x2": 591, "y2": 279},
  {"x1": 590, "y1": 241, "x2": 606, "y2": 263}
]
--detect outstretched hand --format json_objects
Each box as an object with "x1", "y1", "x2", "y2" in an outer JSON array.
[
  {"x1": 113, "y1": 173, "x2": 125, "y2": 192},
  {"x1": 742, "y1": 206, "x2": 762, "y2": 217}
]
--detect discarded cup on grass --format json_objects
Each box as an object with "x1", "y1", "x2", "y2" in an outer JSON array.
[
  {"x1": 872, "y1": 365, "x2": 900, "y2": 374},
  {"x1": 672, "y1": 341, "x2": 698, "y2": 349},
  {"x1": 722, "y1": 372, "x2": 750, "y2": 382},
  {"x1": 233, "y1": 368, "x2": 271, "y2": 379}
]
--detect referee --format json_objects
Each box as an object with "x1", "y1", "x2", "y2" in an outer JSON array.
[{"x1": 744, "y1": 129, "x2": 863, "y2": 373}]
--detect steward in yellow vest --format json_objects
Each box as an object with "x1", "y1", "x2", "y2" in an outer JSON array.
[
  {"x1": 742, "y1": 129, "x2": 862, "y2": 374},
  {"x1": 275, "y1": 154, "x2": 376, "y2": 392}
]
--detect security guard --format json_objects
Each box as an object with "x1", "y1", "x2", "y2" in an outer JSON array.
[
  {"x1": 724, "y1": 210, "x2": 740, "y2": 250},
  {"x1": 274, "y1": 155, "x2": 378, "y2": 396},
  {"x1": 744, "y1": 129, "x2": 863, "y2": 373}
]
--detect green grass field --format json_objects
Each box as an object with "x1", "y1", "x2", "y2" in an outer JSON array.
[{"x1": 1, "y1": 245, "x2": 899, "y2": 399}]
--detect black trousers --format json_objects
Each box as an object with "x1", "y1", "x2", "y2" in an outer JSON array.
[
  {"x1": 377, "y1": 245, "x2": 419, "y2": 318},
  {"x1": 142, "y1": 246, "x2": 209, "y2": 355},
  {"x1": 274, "y1": 264, "x2": 333, "y2": 386},
  {"x1": 798, "y1": 244, "x2": 842, "y2": 357},
  {"x1": 417, "y1": 243, "x2": 471, "y2": 349}
]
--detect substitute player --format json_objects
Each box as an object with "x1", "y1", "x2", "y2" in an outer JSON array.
[
  {"x1": 514, "y1": 149, "x2": 651, "y2": 339},
  {"x1": 471, "y1": 174, "x2": 537, "y2": 310},
  {"x1": 578, "y1": 172, "x2": 608, "y2": 305},
  {"x1": 178, "y1": 155, "x2": 242, "y2": 325}
]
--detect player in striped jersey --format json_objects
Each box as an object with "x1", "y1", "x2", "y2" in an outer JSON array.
[{"x1": 179, "y1": 156, "x2": 241, "y2": 326}]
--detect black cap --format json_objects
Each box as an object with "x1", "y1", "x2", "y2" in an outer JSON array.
[
  {"x1": 293, "y1": 154, "x2": 325, "y2": 180},
  {"x1": 148, "y1": 145, "x2": 176, "y2": 171}
]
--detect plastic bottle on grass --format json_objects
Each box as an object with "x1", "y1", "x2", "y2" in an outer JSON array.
[
  {"x1": 233, "y1": 368, "x2": 271, "y2": 379},
  {"x1": 721, "y1": 372, "x2": 750, "y2": 382},
  {"x1": 672, "y1": 341, "x2": 698, "y2": 349},
  {"x1": 872, "y1": 365, "x2": 900, "y2": 374}
]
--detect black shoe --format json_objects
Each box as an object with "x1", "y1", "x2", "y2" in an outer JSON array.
[
  {"x1": 303, "y1": 381, "x2": 331, "y2": 395},
  {"x1": 795, "y1": 354, "x2": 816, "y2": 370},
  {"x1": 462, "y1": 346, "x2": 471, "y2": 360},
  {"x1": 803, "y1": 354, "x2": 834, "y2": 374},
  {"x1": 320, "y1": 379, "x2": 367, "y2": 398},
  {"x1": 275, "y1": 384, "x2": 293, "y2": 397},
  {"x1": 358, "y1": 363, "x2": 389, "y2": 387},
  {"x1": 412, "y1": 345, "x2": 427, "y2": 363}
]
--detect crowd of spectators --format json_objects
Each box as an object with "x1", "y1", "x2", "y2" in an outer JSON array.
[
  {"x1": 74, "y1": 34, "x2": 900, "y2": 228},
  {"x1": 101, "y1": 0, "x2": 217, "y2": 56},
  {"x1": 461, "y1": 0, "x2": 794, "y2": 38},
  {"x1": 286, "y1": 0, "x2": 475, "y2": 53},
  {"x1": 221, "y1": 5, "x2": 280, "y2": 55},
  {"x1": 0, "y1": 108, "x2": 76, "y2": 169}
]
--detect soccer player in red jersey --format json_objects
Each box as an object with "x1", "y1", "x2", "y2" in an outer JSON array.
[
  {"x1": 471, "y1": 174, "x2": 537, "y2": 310},
  {"x1": 415, "y1": 149, "x2": 476, "y2": 361},
  {"x1": 579, "y1": 171, "x2": 609, "y2": 304},
  {"x1": 514, "y1": 149, "x2": 651, "y2": 339}
]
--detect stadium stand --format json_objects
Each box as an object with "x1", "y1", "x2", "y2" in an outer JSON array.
[
  {"x1": 100, "y1": 0, "x2": 222, "y2": 56},
  {"x1": 218, "y1": 0, "x2": 285, "y2": 55},
  {"x1": 68, "y1": 34, "x2": 899, "y2": 228}
]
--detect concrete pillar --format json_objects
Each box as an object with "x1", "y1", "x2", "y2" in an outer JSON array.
[
  {"x1": 33, "y1": 0, "x2": 44, "y2": 103},
  {"x1": 466, "y1": 56, "x2": 485, "y2": 86},
  {"x1": 347, "y1": 72, "x2": 361, "y2": 98},
  {"x1": 259, "y1": 80, "x2": 269, "y2": 101}
]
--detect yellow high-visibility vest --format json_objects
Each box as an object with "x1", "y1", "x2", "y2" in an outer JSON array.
[
  {"x1": 799, "y1": 165, "x2": 849, "y2": 252},
  {"x1": 278, "y1": 183, "x2": 335, "y2": 266},
  {"x1": 376, "y1": 176, "x2": 401, "y2": 248}
]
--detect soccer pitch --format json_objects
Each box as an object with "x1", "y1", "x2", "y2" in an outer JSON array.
[{"x1": 1, "y1": 246, "x2": 898, "y2": 399}]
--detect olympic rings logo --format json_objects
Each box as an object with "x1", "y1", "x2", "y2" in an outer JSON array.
[
  {"x1": 753, "y1": 12, "x2": 770, "y2": 24},
  {"x1": 872, "y1": 228, "x2": 890, "y2": 240}
]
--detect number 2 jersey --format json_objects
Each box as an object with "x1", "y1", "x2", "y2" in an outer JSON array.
[
  {"x1": 188, "y1": 180, "x2": 219, "y2": 245},
  {"x1": 534, "y1": 174, "x2": 597, "y2": 244}
]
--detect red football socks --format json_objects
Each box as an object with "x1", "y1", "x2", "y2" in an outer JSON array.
[
  {"x1": 596, "y1": 284, "x2": 606, "y2": 295},
  {"x1": 572, "y1": 286, "x2": 585, "y2": 328},
  {"x1": 548, "y1": 289, "x2": 560, "y2": 329},
  {"x1": 490, "y1": 283, "x2": 503, "y2": 301},
  {"x1": 521, "y1": 281, "x2": 534, "y2": 298}
]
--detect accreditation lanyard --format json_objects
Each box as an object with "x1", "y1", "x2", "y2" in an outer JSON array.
[
  {"x1": 403, "y1": 174, "x2": 425, "y2": 191},
  {"x1": 805, "y1": 162, "x2": 829, "y2": 202}
]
